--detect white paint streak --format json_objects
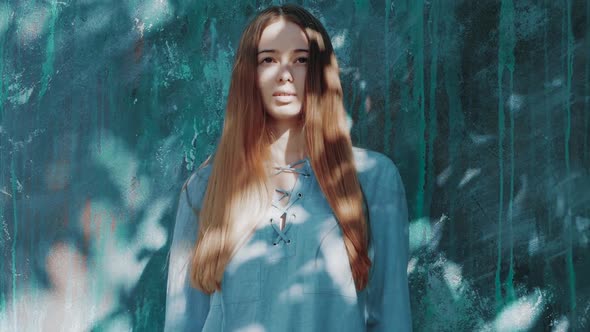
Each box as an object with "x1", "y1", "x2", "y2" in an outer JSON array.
[
  {"x1": 458, "y1": 168, "x2": 481, "y2": 188},
  {"x1": 491, "y1": 289, "x2": 545, "y2": 331}
]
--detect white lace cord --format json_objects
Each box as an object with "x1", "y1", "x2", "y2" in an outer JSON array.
[
  {"x1": 274, "y1": 188, "x2": 290, "y2": 202},
  {"x1": 271, "y1": 158, "x2": 309, "y2": 176}
]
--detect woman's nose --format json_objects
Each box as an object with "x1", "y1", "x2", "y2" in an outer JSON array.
[{"x1": 277, "y1": 66, "x2": 294, "y2": 82}]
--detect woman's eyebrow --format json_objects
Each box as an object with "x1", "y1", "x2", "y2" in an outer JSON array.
[{"x1": 257, "y1": 49, "x2": 309, "y2": 55}]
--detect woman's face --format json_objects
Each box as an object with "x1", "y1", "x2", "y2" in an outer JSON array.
[{"x1": 257, "y1": 18, "x2": 309, "y2": 126}]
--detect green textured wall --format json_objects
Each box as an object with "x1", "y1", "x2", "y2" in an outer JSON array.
[{"x1": 1, "y1": 0, "x2": 589, "y2": 331}]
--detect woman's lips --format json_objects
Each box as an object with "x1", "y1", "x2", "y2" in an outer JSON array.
[{"x1": 273, "y1": 94, "x2": 297, "y2": 103}]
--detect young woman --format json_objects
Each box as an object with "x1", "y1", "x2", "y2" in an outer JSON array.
[{"x1": 165, "y1": 4, "x2": 411, "y2": 331}]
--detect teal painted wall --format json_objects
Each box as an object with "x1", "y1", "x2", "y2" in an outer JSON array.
[{"x1": 1, "y1": 0, "x2": 589, "y2": 331}]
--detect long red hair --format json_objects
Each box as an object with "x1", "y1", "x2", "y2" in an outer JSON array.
[{"x1": 190, "y1": 4, "x2": 371, "y2": 293}]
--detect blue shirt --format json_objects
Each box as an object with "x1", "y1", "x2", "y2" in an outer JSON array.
[{"x1": 165, "y1": 147, "x2": 411, "y2": 331}]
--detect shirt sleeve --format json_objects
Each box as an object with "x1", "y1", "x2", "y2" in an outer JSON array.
[
  {"x1": 164, "y1": 173, "x2": 211, "y2": 332},
  {"x1": 366, "y1": 158, "x2": 412, "y2": 332}
]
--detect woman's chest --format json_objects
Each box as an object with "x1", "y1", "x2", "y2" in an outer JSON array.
[{"x1": 221, "y1": 201, "x2": 356, "y2": 306}]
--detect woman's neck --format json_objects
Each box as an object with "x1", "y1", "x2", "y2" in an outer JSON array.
[{"x1": 268, "y1": 123, "x2": 307, "y2": 166}]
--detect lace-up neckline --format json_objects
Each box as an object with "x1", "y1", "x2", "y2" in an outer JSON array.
[{"x1": 268, "y1": 157, "x2": 310, "y2": 246}]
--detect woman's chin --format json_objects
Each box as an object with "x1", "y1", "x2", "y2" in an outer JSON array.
[
  {"x1": 267, "y1": 106, "x2": 302, "y2": 119},
  {"x1": 267, "y1": 111, "x2": 302, "y2": 124}
]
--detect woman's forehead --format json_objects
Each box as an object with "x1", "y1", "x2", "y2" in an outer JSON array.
[{"x1": 258, "y1": 19, "x2": 308, "y2": 51}]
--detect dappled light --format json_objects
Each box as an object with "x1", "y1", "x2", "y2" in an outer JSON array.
[{"x1": 314, "y1": 226, "x2": 358, "y2": 302}]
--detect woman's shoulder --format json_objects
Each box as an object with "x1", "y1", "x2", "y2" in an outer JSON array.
[
  {"x1": 351, "y1": 146, "x2": 404, "y2": 192},
  {"x1": 352, "y1": 147, "x2": 400, "y2": 175},
  {"x1": 181, "y1": 158, "x2": 214, "y2": 209}
]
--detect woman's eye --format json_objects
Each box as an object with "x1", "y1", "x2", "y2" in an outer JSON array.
[{"x1": 258, "y1": 57, "x2": 307, "y2": 65}]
